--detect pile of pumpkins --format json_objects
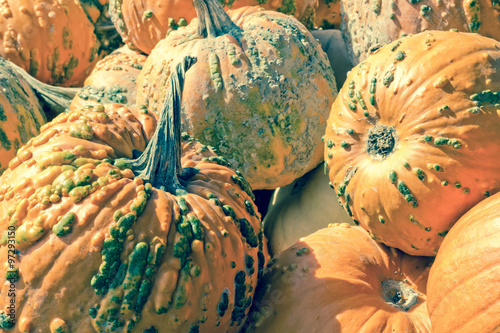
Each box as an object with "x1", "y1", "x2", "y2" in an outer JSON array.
[{"x1": 0, "y1": 0, "x2": 498, "y2": 332}]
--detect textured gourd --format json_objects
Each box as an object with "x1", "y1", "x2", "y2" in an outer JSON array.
[
  {"x1": 70, "y1": 45, "x2": 147, "y2": 111},
  {"x1": 0, "y1": 59, "x2": 46, "y2": 175},
  {"x1": 137, "y1": 0, "x2": 337, "y2": 190},
  {"x1": 109, "y1": 0, "x2": 324, "y2": 54},
  {"x1": 427, "y1": 192, "x2": 500, "y2": 333},
  {"x1": 324, "y1": 30, "x2": 500, "y2": 256},
  {"x1": 314, "y1": 0, "x2": 341, "y2": 29},
  {"x1": 242, "y1": 224, "x2": 432, "y2": 332},
  {"x1": 342, "y1": 0, "x2": 500, "y2": 65},
  {"x1": 263, "y1": 163, "x2": 354, "y2": 255},
  {"x1": 0, "y1": 0, "x2": 100, "y2": 86},
  {"x1": 0, "y1": 58, "x2": 267, "y2": 332}
]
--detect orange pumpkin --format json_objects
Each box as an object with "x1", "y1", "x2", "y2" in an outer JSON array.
[
  {"x1": 70, "y1": 45, "x2": 147, "y2": 111},
  {"x1": 109, "y1": 0, "x2": 324, "y2": 54},
  {"x1": 324, "y1": 30, "x2": 500, "y2": 256},
  {"x1": 0, "y1": 57, "x2": 267, "y2": 332},
  {"x1": 0, "y1": 0, "x2": 99, "y2": 86},
  {"x1": 137, "y1": 0, "x2": 337, "y2": 190},
  {"x1": 242, "y1": 224, "x2": 432, "y2": 332},
  {"x1": 341, "y1": 0, "x2": 500, "y2": 65},
  {"x1": 427, "y1": 191, "x2": 500, "y2": 333}
]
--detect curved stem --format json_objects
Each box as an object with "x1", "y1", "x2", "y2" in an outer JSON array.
[
  {"x1": 193, "y1": 0, "x2": 240, "y2": 38},
  {"x1": 2, "y1": 58, "x2": 77, "y2": 119},
  {"x1": 127, "y1": 56, "x2": 197, "y2": 195}
]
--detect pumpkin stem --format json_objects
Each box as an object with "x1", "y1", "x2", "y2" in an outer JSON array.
[
  {"x1": 127, "y1": 56, "x2": 197, "y2": 195},
  {"x1": 366, "y1": 124, "x2": 399, "y2": 161},
  {"x1": 194, "y1": 0, "x2": 240, "y2": 38},
  {"x1": 381, "y1": 279, "x2": 419, "y2": 311},
  {"x1": 2, "y1": 58, "x2": 78, "y2": 120}
]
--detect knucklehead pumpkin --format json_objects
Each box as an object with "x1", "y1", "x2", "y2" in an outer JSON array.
[
  {"x1": 324, "y1": 30, "x2": 500, "y2": 256},
  {"x1": 0, "y1": 57, "x2": 267, "y2": 332},
  {"x1": 136, "y1": 0, "x2": 337, "y2": 190}
]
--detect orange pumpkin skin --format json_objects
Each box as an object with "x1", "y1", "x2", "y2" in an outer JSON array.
[
  {"x1": 427, "y1": 192, "x2": 500, "y2": 333},
  {"x1": 137, "y1": 5, "x2": 337, "y2": 190},
  {"x1": 70, "y1": 46, "x2": 147, "y2": 111},
  {"x1": 109, "y1": 0, "x2": 322, "y2": 54},
  {"x1": 314, "y1": 0, "x2": 341, "y2": 29},
  {"x1": 324, "y1": 30, "x2": 500, "y2": 256},
  {"x1": 0, "y1": 62, "x2": 267, "y2": 331},
  {"x1": 341, "y1": 0, "x2": 500, "y2": 65},
  {"x1": 0, "y1": 0, "x2": 99, "y2": 86},
  {"x1": 242, "y1": 224, "x2": 432, "y2": 332}
]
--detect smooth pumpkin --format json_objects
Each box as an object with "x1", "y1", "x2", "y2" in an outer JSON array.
[
  {"x1": 109, "y1": 0, "x2": 326, "y2": 54},
  {"x1": 70, "y1": 45, "x2": 147, "y2": 111},
  {"x1": 314, "y1": 0, "x2": 341, "y2": 29},
  {"x1": 242, "y1": 224, "x2": 432, "y2": 332},
  {"x1": 311, "y1": 29, "x2": 353, "y2": 89},
  {"x1": 137, "y1": 0, "x2": 337, "y2": 190},
  {"x1": 0, "y1": 0, "x2": 100, "y2": 86},
  {"x1": 341, "y1": 0, "x2": 500, "y2": 65},
  {"x1": 263, "y1": 163, "x2": 354, "y2": 255},
  {"x1": 324, "y1": 30, "x2": 500, "y2": 256},
  {"x1": 427, "y1": 191, "x2": 500, "y2": 333},
  {"x1": 0, "y1": 57, "x2": 267, "y2": 332}
]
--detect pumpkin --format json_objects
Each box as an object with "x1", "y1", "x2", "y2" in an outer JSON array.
[
  {"x1": 324, "y1": 30, "x2": 500, "y2": 256},
  {"x1": 109, "y1": 0, "x2": 325, "y2": 54},
  {"x1": 242, "y1": 224, "x2": 433, "y2": 332},
  {"x1": 314, "y1": 0, "x2": 341, "y2": 29},
  {"x1": 341, "y1": 0, "x2": 500, "y2": 65},
  {"x1": 0, "y1": 0, "x2": 100, "y2": 86},
  {"x1": 81, "y1": 0, "x2": 124, "y2": 57},
  {"x1": 136, "y1": 0, "x2": 337, "y2": 190},
  {"x1": 263, "y1": 163, "x2": 354, "y2": 255},
  {"x1": 0, "y1": 58, "x2": 46, "y2": 175},
  {"x1": 426, "y1": 191, "x2": 500, "y2": 333},
  {"x1": 311, "y1": 29, "x2": 353, "y2": 89},
  {"x1": 0, "y1": 56, "x2": 267, "y2": 332},
  {"x1": 70, "y1": 45, "x2": 147, "y2": 111}
]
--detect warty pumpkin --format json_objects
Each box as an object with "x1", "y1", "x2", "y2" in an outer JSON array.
[
  {"x1": 109, "y1": 0, "x2": 326, "y2": 54},
  {"x1": 70, "y1": 45, "x2": 147, "y2": 111},
  {"x1": 341, "y1": 0, "x2": 500, "y2": 65},
  {"x1": 324, "y1": 30, "x2": 500, "y2": 256},
  {"x1": 136, "y1": 0, "x2": 337, "y2": 190},
  {"x1": 0, "y1": 56, "x2": 267, "y2": 332},
  {"x1": 242, "y1": 224, "x2": 433, "y2": 332},
  {"x1": 0, "y1": 0, "x2": 100, "y2": 86},
  {"x1": 426, "y1": 191, "x2": 500, "y2": 333},
  {"x1": 263, "y1": 163, "x2": 354, "y2": 255}
]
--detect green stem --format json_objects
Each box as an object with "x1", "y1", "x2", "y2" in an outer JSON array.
[
  {"x1": 127, "y1": 56, "x2": 197, "y2": 195},
  {"x1": 3, "y1": 58, "x2": 78, "y2": 119},
  {"x1": 193, "y1": 0, "x2": 240, "y2": 38}
]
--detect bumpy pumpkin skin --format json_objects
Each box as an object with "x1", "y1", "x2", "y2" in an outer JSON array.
[
  {"x1": 0, "y1": 0, "x2": 100, "y2": 86},
  {"x1": 137, "y1": 6, "x2": 337, "y2": 190},
  {"x1": 341, "y1": 0, "x2": 500, "y2": 65},
  {"x1": 324, "y1": 30, "x2": 500, "y2": 256},
  {"x1": 242, "y1": 224, "x2": 432, "y2": 332},
  {"x1": 427, "y1": 192, "x2": 500, "y2": 333},
  {"x1": 109, "y1": 0, "x2": 322, "y2": 54},
  {"x1": 0, "y1": 59, "x2": 46, "y2": 175},
  {"x1": 0, "y1": 100, "x2": 267, "y2": 331},
  {"x1": 70, "y1": 46, "x2": 147, "y2": 111}
]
